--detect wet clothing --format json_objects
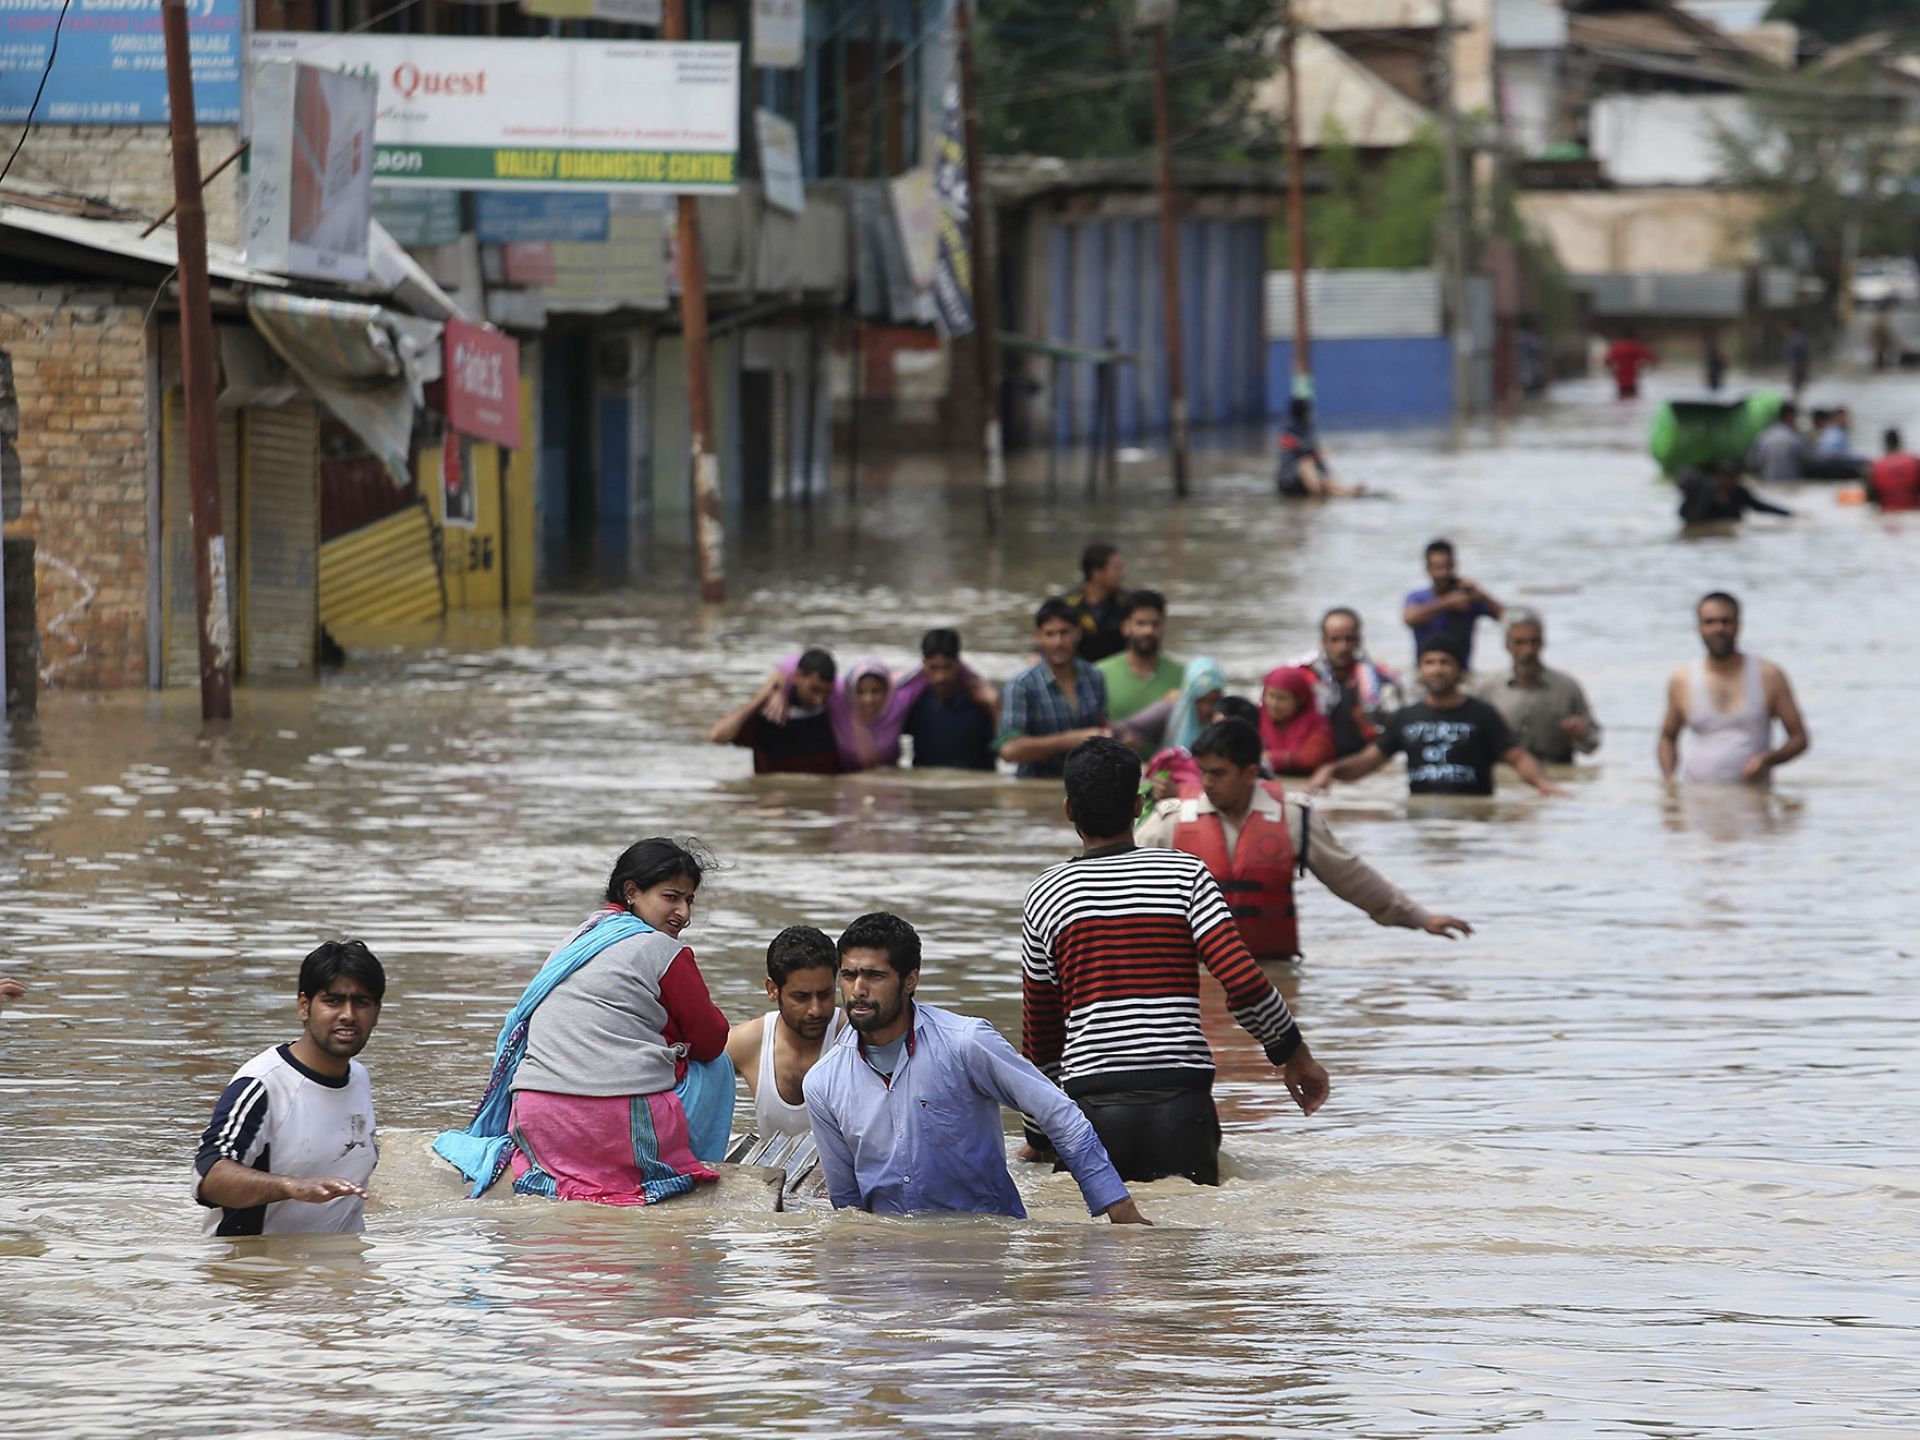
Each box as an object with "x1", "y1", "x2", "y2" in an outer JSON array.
[
  {"x1": 1298, "y1": 652, "x2": 1405, "y2": 757},
  {"x1": 803, "y1": 1002, "x2": 1129, "y2": 1219},
  {"x1": 732, "y1": 708, "x2": 840, "y2": 775},
  {"x1": 1075, "y1": 1088, "x2": 1221, "y2": 1186},
  {"x1": 1748, "y1": 422, "x2": 1810, "y2": 483},
  {"x1": 1374, "y1": 696, "x2": 1515, "y2": 795},
  {"x1": 1604, "y1": 338, "x2": 1655, "y2": 398},
  {"x1": 1472, "y1": 665, "x2": 1603, "y2": 764},
  {"x1": 1678, "y1": 656, "x2": 1773, "y2": 784},
  {"x1": 194, "y1": 1044, "x2": 377, "y2": 1238},
  {"x1": 1276, "y1": 417, "x2": 1328, "y2": 497},
  {"x1": 506, "y1": 1063, "x2": 732, "y2": 1205},
  {"x1": 1259, "y1": 665, "x2": 1336, "y2": 776},
  {"x1": 996, "y1": 657, "x2": 1108, "y2": 779},
  {"x1": 1097, "y1": 651, "x2": 1184, "y2": 724},
  {"x1": 752, "y1": 1010, "x2": 845, "y2": 1139},
  {"x1": 1062, "y1": 586, "x2": 1128, "y2": 663},
  {"x1": 1167, "y1": 782, "x2": 1300, "y2": 962},
  {"x1": 1678, "y1": 473, "x2": 1792, "y2": 523},
  {"x1": 1868, "y1": 452, "x2": 1920, "y2": 511},
  {"x1": 903, "y1": 685, "x2": 997, "y2": 770},
  {"x1": 1404, "y1": 585, "x2": 1498, "y2": 670}
]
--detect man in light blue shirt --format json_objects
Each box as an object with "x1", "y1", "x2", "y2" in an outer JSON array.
[{"x1": 803, "y1": 912, "x2": 1149, "y2": 1224}]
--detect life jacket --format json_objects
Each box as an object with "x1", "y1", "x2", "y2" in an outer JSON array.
[{"x1": 1171, "y1": 783, "x2": 1301, "y2": 960}]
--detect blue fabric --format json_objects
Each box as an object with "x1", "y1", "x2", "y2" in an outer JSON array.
[
  {"x1": 1166, "y1": 657, "x2": 1226, "y2": 752},
  {"x1": 432, "y1": 909, "x2": 653, "y2": 1197},
  {"x1": 803, "y1": 1002, "x2": 1129, "y2": 1220},
  {"x1": 996, "y1": 658, "x2": 1108, "y2": 779},
  {"x1": 674, "y1": 1053, "x2": 736, "y2": 1165},
  {"x1": 1404, "y1": 585, "x2": 1497, "y2": 670}
]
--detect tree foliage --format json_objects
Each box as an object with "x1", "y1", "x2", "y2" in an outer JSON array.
[
  {"x1": 1284, "y1": 124, "x2": 1447, "y2": 269},
  {"x1": 977, "y1": 0, "x2": 1280, "y2": 162},
  {"x1": 1764, "y1": 0, "x2": 1919, "y2": 45}
]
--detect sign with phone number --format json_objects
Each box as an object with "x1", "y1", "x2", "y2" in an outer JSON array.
[{"x1": 0, "y1": 0, "x2": 241, "y2": 124}]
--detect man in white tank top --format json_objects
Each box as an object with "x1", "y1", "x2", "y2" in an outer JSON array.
[
  {"x1": 724, "y1": 926, "x2": 845, "y2": 1138},
  {"x1": 1659, "y1": 591, "x2": 1810, "y2": 784}
]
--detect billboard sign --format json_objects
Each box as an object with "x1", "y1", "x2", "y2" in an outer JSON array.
[
  {"x1": 0, "y1": 0, "x2": 241, "y2": 124},
  {"x1": 443, "y1": 318, "x2": 523, "y2": 449},
  {"x1": 244, "y1": 60, "x2": 379, "y2": 283},
  {"x1": 755, "y1": 109, "x2": 804, "y2": 217},
  {"x1": 475, "y1": 191, "x2": 611, "y2": 244},
  {"x1": 249, "y1": 34, "x2": 739, "y2": 193},
  {"x1": 751, "y1": 0, "x2": 803, "y2": 69}
]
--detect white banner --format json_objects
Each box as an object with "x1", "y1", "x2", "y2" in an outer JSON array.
[
  {"x1": 248, "y1": 34, "x2": 740, "y2": 193},
  {"x1": 243, "y1": 60, "x2": 378, "y2": 282},
  {"x1": 752, "y1": 0, "x2": 804, "y2": 69},
  {"x1": 756, "y1": 109, "x2": 804, "y2": 216}
]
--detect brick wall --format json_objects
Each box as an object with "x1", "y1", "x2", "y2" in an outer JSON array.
[
  {"x1": 0, "y1": 287, "x2": 153, "y2": 690},
  {"x1": 8, "y1": 126, "x2": 243, "y2": 248}
]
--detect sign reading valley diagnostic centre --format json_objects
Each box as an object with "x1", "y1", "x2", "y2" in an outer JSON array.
[{"x1": 248, "y1": 34, "x2": 739, "y2": 193}]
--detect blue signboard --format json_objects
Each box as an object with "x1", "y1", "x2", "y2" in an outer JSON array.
[
  {"x1": 0, "y1": 0, "x2": 241, "y2": 125},
  {"x1": 474, "y1": 192, "x2": 612, "y2": 245}
]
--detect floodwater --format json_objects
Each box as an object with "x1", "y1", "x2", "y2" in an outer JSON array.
[{"x1": 4, "y1": 371, "x2": 1918, "y2": 1438}]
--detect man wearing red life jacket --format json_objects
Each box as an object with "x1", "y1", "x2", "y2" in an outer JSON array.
[{"x1": 1136, "y1": 718, "x2": 1471, "y2": 964}]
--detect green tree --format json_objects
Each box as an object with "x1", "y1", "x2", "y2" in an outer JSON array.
[
  {"x1": 1765, "y1": 0, "x2": 1919, "y2": 45},
  {"x1": 977, "y1": 0, "x2": 1279, "y2": 162},
  {"x1": 1284, "y1": 124, "x2": 1447, "y2": 269}
]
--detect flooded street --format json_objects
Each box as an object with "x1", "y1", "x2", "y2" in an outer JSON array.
[{"x1": 4, "y1": 376, "x2": 1918, "y2": 1438}]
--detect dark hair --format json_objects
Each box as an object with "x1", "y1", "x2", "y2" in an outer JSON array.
[
  {"x1": 1035, "y1": 596, "x2": 1078, "y2": 629},
  {"x1": 605, "y1": 837, "x2": 708, "y2": 907},
  {"x1": 1191, "y1": 718, "x2": 1262, "y2": 769},
  {"x1": 1778, "y1": 401, "x2": 1798, "y2": 424},
  {"x1": 1698, "y1": 590, "x2": 1740, "y2": 616},
  {"x1": 796, "y1": 649, "x2": 836, "y2": 682},
  {"x1": 1810, "y1": 407, "x2": 1832, "y2": 427},
  {"x1": 299, "y1": 939, "x2": 386, "y2": 1003},
  {"x1": 767, "y1": 925, "x2": 838, "y2": 987},
  {"x1": 1885, "y1": 428, "x2": 1902, "y2": 453},
  {"x1": 837, "y1": 911, "x2": 922, "y2": 978},
  {"x1": 1425, "y1": 538, "x2": 1455, "y2": 560},
  {"x1": 920, "y1": 627, "x2": 962, "y2": 659},
  {"x1": 1320, "y1": 605, "x2": 1361, "y2": 634},
  {"x1": 1123, "y1": 588, "x2": 1167, "y2": 619},
  {"x1": 1062, "y1": 736, "x2": 1142, "y2": 839},
  {"x1": 1288, "y1": 396, "x2": 1311, "y2": 425},
  {"x1": 1081, "y1": 541, "x2": 1119, "y2": 580},
  {"x1": 1214, "y1": 694, "x2": 1261, "y2": 729},
  {"x1": 1418, "y1": 633, "x2": 1465, "y2": 663}
]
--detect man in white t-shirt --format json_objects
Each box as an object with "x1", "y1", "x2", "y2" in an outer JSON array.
[
  {"x1": 193, "y1": 941, "x2": 386, "y2": 1237},
  {"x1": 724, "y1": 925, "x2": 844, "y2": 1139}
]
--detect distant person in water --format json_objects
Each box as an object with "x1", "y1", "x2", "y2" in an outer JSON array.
[
  {"x1": 433, "y1": 839, "x2": 734, "y2": 1206},
  {"x1": 725, "y1": 925, "x2": 845, "y2": 1140},
  {"x1": 1403, "y1": 539, "x2": 1504, "y2": 672},
  {"x1": 1868, "y1": 428, "x2": 1920, "y2": 511},
  {"x1": 1471, "y1": 609, "x2": 1603, "y2": 765},
  {"x1": 1276, "y1": 397, "x2": 1366, "y2": 498},
  {"x1": 193, "y1": 941, "x2": 384, "y2": 1237},
  {"x1": 709, "y1": 648, "x2": 840, "y2": 774},
  {"x1": 902, "y1": 629, "x2": 999, "y2": 770},
  {"x1": 1298, "y1": 607, "x2": 1405, "y2": 759},
  {"x1": 997, "y1": 598, "x2": 1109, "y2": 779},
  {"x1": 1603, "y1": 330, "x2": 1656, "y2": 399},
  {"x1": 1062, "y1": 541, "x2": 1130, "y2": 663},
  {"x1": 1310, "y1": 636, "x2": 1563, "y2": 798},
  {"x1": 803, "y1": 911, "x2": 1149, "y2": 1224},
  {"x1": 1096, "y1": 589, "x2": 1184, "y2": 730},
  {"x1": 1703, "y1": 328, "x2": 1727, "y2": 392},
  {"x1": 1258, "y1": 665, "x2": 1336, "y2": 776},
  {"x1": 1678, "y1": 463, "x2": 1793, "y2": 524},
  {"x1": 1658, "y1": 592, "x2": 1809, "y2": 785},
  {"x1": 1783, "y1": 322, "x2": 1809, "y2": 395},
  {"x1": 1137, "y1": 718, "x2": 1471, "y2": 964}
]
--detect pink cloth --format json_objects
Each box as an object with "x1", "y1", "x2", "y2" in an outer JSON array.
[
  {"x1": 508, "y1": 1089, "x2": 717, "y2": 1206},
  {"x1": 1145, "y1": 747, "x2": 1202, "y2": 791},
  {"x1": 1261, "y1": 666, "x2": 1336, "y2": 777},
  {"x1": 777, "y1": 653, "x2": 941, "y2": 770}
]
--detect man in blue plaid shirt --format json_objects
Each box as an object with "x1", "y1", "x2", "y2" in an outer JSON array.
[{"x1": 996, "y1": 598, "x2": 1110, "y2": 779}]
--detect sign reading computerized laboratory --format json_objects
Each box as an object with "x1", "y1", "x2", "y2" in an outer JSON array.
[
  {"x1": 248, "y1": 34, "x2": 740, "y2": 193},
  {"x1": 244, "y1": 60, "x2": 379, "y2": 282},
  {"x1": 1, "y1": 0, "x2": 241, "y2": 124}
]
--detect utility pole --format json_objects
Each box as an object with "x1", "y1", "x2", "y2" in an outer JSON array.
[
  {"x1": 1281, "y1": 2, "x2": 1312, "y2": 397},
  {"x1": 1435, "y1": 0, "x2": 1473, "y2": 419},
  {"x1": 666, "y1": 0, "x2": 726, "y2": 602},
  {"x1": 954, "y1": 0, "x2": 1005, "y2": 533},
  {"x1": 161, "y1": 0, "x2": 232, "y2": 720},
  {"x1": 1150, "y1": 22, "x2": 1190, "y2": 498}
]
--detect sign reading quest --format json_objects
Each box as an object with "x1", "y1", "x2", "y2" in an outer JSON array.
[{"x1": 248, "y1": 34, "x2": 739, "y2": 194}]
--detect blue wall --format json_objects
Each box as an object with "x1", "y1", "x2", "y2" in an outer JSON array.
[{"x1": 1266, "y1": 337, "x2": 1454, "y2": 428}]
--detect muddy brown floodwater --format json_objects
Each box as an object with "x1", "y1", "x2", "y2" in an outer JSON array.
[{"x1": 3, "y1": 373, "x2": 1918, "y2": 1438}]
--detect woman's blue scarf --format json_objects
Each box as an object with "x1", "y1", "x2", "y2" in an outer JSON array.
[
  {"x1": 431, "y1": 908, "x2": 653, "y2": 1197},
  {"x1": 1167, "y1": 656, "x2": 1227, "y2": 752}
]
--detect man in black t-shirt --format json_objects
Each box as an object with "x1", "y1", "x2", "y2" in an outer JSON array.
[
  {"x1": 1307, "y1": 636, "x2": 1563, "y2": 798},
  {"x1": 709, "y1": 648, "x2": 841, "y2": 775}
]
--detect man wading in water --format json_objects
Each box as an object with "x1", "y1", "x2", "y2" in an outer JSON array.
[
  {"x1": 1019, "y1": 737, "x2": 1330, "y2": 1186},
  {"x1": 1658, "y1": 591, "x2": 1809, "y2": 785}
]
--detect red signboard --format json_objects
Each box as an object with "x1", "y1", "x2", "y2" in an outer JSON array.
[{"x1": 443, "y1": 318, "x2": 523, "y2": 448}]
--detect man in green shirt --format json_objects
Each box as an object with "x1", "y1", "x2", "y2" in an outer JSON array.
[{"x1": 1097, "y1": 589, "x2": 1184, "y2": 730}]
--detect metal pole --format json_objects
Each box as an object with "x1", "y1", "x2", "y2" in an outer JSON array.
[
  {"x1": 162, "y1": 0, "x2": 232, "y2": 720},
  {"x1": 666, "y1": 0, "x2": 726, "y2": 603},
  {"x1": 1436, "y1": 0, "x2": 1473, "y2": 419},
  {"x1": 1282, "y1": 4, "x2": 1313, "y2": 390},
  {"x1": 955, "y1": 0, "x2": 1005, "y2": 533},
  {"x1": 1151, "y1": 23, "x2": 1190, "y2": 498}
]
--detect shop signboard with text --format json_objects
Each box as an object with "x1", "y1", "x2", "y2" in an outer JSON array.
[
  {"x1": 1, "y1": 0, "x2": 241, "y2": 123},
  {"x1": 443, "y1": 319, "x2": 523, "y2": 449},
  {"x1": 249, "y1": 33, "x2": 739, "y2": 193}
]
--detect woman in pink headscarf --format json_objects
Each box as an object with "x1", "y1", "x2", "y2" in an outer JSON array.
[{"x1": 1260, "y1": 665, "x2": 1336, "y2": 777}]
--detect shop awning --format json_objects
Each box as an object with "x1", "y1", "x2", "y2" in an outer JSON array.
[{"x1": 246, "y1": 293, "x2": 443, "y2": 487}]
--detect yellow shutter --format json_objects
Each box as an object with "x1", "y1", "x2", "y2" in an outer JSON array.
[
  {"x1": 240, "y1": 402, "x2": 320, "y2": 677},
  {"x1": 317, "y1": 502, "x2": 446, "y2": 639}
]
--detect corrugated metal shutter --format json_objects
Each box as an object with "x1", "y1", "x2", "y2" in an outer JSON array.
[
  {"x1": 1570, "y1": 270, "x2": 1745, "y2": 319},
  {"x1": 160, "y1": 390, "x2": 240, "y2": 688},
  {"x1": 1264, "y1": 269, "x2": 1444, "y2": 340},
  {"x1": 317, "y1": 502, "x2": 445, "y2": 636},
  {"x1": 241, "y1": 403, "x2": 320, "y2": 677}
]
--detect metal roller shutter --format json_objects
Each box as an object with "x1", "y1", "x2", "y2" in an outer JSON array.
[
  {"x1": 241, "y1": 403, "x2": 321, "y2": 677},
  {"x1": 160, "y1": 390, "x2": 241, "y2": 689},
  {"x1": 317, "y1": 502, "x2": 446, "y2": 639}
]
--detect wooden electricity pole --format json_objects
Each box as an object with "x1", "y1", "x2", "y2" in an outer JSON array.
[
  {"x1": 1282, "y1": 3, "x2": 1313, "y2": 395},
  {"x1": 1436, "y1": 0, "x2": 1473, "y2": 419},
  {"x1": 666, "y1": 0, "x2": 726, "y2": 602},
  {"x1": 954, "y1": 0, "x2": 1005, "y2": 533},
  {"x1": 1150, "y1": 23, "x2": 1190, "y2": 498},
  {"x1": 161, "y1": 0, "x2": 232, "y2": 720}
]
